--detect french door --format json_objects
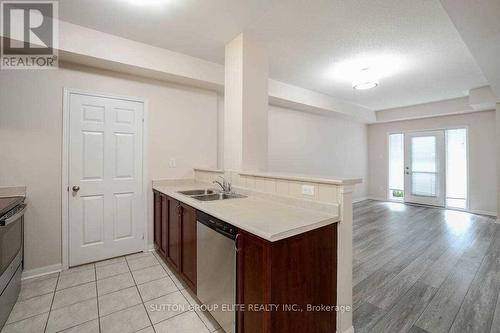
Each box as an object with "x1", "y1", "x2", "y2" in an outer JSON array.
[
  {"x1": 68, "y1": 92, "x2": 145, "y2": 267},
  {"x1": 404, "y1": 130, "x2": 445, "y2": 207}
]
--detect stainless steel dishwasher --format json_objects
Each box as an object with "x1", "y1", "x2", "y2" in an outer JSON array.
[{"x1": 196, "y1": 211, "x2": 238, "y2": 333}]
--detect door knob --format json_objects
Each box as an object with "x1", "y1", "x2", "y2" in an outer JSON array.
[{"x1": 72, "y1": 186, "x2": 80, "y2": 192}]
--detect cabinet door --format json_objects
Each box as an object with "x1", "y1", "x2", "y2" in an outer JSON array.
[
  {"x1": 180, "y1": 203, "x2": 197, "y2": 293},
  {"x1": 153, "y1": 191, "x2": 162, "y2": 250},
  {"x1": 160, "y1": 194, "x2": 169, "y2": 256},
  {"x1": 167, "y1": 199, "x2": 181, "y2": 269},
  {"x1": 237, "y1": 231, "x2": 272, "y2": 333}
]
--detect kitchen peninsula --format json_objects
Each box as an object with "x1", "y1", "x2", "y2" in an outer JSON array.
[{"x1": 152, "y1": 168, "x2": 361, "y2": 333}]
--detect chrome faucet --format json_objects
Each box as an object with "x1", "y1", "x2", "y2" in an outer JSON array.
[{"x1": 213, "y1": 176, "x2": 232, "y2": 193}]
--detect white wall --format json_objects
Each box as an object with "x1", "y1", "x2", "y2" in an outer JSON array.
[
  {"x1": 0, "y1": 62, "x2": 219, "y2": 272},
  {"x1": 267, "y1": 105, "x2": 368, "y2": 200},
  {"x1": 368, "y1": 111, "x2": 497, "y2": 215}
]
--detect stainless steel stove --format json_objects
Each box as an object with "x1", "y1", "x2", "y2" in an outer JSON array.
[{"x1": 0, "y1": 196, "x2": 26, "y2": 328}]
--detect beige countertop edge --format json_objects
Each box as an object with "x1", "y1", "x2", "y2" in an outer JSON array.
[
  {"x1": 152, "y1": 183, "x2": 340, "y2": 242},
  {"x1": 193, "y1": 167, "x2": 224, "y2": 173},
  {"x1": 0, "y1": 186, "x2": 27, "y2": 197},
  {"x1": 237, "y1": 171, "x2": 362, "y2": 185},
  {"x1": 264, "y1": 217, "x2": 340, "y2": 242}
]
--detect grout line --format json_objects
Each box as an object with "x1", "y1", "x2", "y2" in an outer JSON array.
[
  {"x1": 3, "y1": 311, "x2": 50, "y2": 327},
  {"x1": 56, "y1": 277, "x2": 96, "y2": 292},
  {"x1": 152, "y1": 310, "x2": 191, "y2": 327},
  {"x1": 94, "y1": 265, "x2": 101, "y2": 333},
  {"x1": 143, "y1": 289, "x2": 181, "y2": 304},
  {"x1": 135, "y1": 274, "x2": 170, "y2": 287},
  {"x1": 155, "y1": 250, "x2": 216, "y2": 332},
  {"x1": 52, "y1": 318, "x2": 96, "y2": 333},
  {"x1": 98, "y1": 301, "x2": 146, "y2": 320},
  {"x1": 95, "y1": 268, "x2": 131, "y2": 281},
  {"x1": 124, "y1": 255, "x2": 158, "y2": 333},
  {"x1": 44, "y1": 272, "x2": 60, "y2": 333},
  {"x1": 179, "y1": 289, "x2": 214, "y2": 332},
  {"x1": 129, "y1": 262, "x2": 162, "y2": 273},
  {"x1": 17, "y1": 290, "x2": 56, "y2": 303}
]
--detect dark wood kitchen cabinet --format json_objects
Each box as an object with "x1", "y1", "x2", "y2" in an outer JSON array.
[
  {"x1": 153, "y1": 191, "x2": 162, "y2": 254},
  {"x1": 153, "y1": 190, "x2": 197, "y2": 294},
  {"x1": 237, "y1": 224, "x2": 337, "y2": 333},
  {"x1": 160, "y1": 195, "x2": 169, "y2": 256},
  {"x1": 154, "y1": 190, "x2": 338, "y2": 333},
  {"x1": 180, "y1": 202, "x2": 197, "y2": 293},
  {"x1": 154, "y1": 191, "x2": 169, "y2": 257},
  {"x1": 167, "y1": 198, "x2": 181, "y2": 270}
]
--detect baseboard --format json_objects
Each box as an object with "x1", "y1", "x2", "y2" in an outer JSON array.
[
  {"x1": 469, "y1": 209, "x2": 497, "y2": 217},
  {"x1": 337, "y1": 326, "x2": 354, "y2": 333},
  {"x1": 363, "y1": 197, "x2": 497, "y2": 218},
  {"x1": 366, "y1": 196, "x2": 386, "y2": 201},
  {"x1": 352, "y1": 196, "x2": 368, "y2": 203},
  {"x1": 353, "y1": 196, "x2": 387, "y2": 203},
  {"x1": 22, "y1": 263, "x2": 62, "y2": 281}
]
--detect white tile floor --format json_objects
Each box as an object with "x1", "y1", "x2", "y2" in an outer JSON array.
[{"x1": 2, "y1": 252, "x2": 223, "y2": 333}]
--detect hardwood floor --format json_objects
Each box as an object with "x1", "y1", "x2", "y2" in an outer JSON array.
[{"x1": 352, "y1": 200, "x2": 500, "y2": 333}]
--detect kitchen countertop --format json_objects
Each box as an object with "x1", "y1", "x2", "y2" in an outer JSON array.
[
  {"x1": 0, "y1": 186, "x2": 26, "y2": 198},
  {"x1": 153, "y1": 181, "x2": 340, "y2": 242}
]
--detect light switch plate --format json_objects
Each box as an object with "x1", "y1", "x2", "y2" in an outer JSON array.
[
  {"x1": 168, "y1": 158, "x2": 176, "y2": 168},
  {"x1": 301, "y1": 185, "x2": 315, "y2": 196}
]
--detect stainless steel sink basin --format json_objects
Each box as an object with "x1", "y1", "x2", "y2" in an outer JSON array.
[
  {"x1": 191, "y1": 193, "x2": 247, "y2": 201},
  {"x1": 177, "y1": 189, "x2": 216, "y2": 196}
]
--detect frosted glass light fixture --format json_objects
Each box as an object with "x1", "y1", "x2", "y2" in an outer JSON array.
[
  {"x1": 328, "y1": 53, "x2": 405, "y2": 90},
  {"x1": 127, "y1": 0, "x2": 170, "y2": 6},
  {"x1": 352, "y1": 68, "x2": 379, "y2": 90}
]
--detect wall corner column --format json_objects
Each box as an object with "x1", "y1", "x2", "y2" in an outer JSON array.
[
  {"x1": 223, "y1": 33, "x2": 268, "y2": 172},
  {"x1": 337, "y1": 184, "x2": 354, "y2": 333},
  {"x1": 497, "y1": 103, "x2": 500, "y2": 221}
]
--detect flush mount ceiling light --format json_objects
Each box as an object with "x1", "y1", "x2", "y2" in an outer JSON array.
[
  {"x1": 352, "y1": 68, "x2": 379, "y2": 90},
  {"x1": 126, "y1": 0, "x2": 170, "y2": 6},
  {"x1": 328, "y1": 54, "x2": 404, "y2": 91}
]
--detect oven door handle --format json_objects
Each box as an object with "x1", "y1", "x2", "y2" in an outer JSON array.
[{"x1": 1, "y1": 204, "x2": 27, "y2": 227}]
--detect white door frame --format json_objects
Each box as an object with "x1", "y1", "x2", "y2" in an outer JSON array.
[
  {"x1": 386, "y1": 126, "x2": 470, "y2": 210},
  {"x1": 62, "y1": 88, "x2": 149, "y2": 270}
]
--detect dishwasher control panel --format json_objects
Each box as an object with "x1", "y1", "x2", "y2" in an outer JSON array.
[{"x1": 196, "y1": 210, "x2": 238, "y2": 239}]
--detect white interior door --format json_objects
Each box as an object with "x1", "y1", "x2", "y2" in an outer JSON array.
[
  {"x1": 404, "y1": 130, "x2": 445, "y2": 207},
  {"x1": 68, "y1": 92, "x2": 144, "y2": 267}
]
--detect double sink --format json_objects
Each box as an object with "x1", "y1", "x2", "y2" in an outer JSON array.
[{"x1": 178, "y1": 189, "x2": 247, "y2": 201}]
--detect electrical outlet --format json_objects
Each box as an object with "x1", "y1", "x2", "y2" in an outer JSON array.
[
  {"x1": 168, "y1": 158, "x2": 176, "y2": 168},
  {"x1": 301, "y1": 185, "x2": 315, "y2": 196}
]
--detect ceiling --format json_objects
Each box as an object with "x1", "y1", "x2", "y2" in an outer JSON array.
[{"x1": 59, "y1": 0, "x2": 489, "y2": 110}]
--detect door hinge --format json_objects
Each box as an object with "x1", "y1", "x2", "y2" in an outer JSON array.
[{"x1": 142, "y1": 233, "x2": 144, "y2": 240}]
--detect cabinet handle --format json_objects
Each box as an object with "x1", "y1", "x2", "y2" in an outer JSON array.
[{"x1": 235, "y1": 233, "x2": 241, "y2": 253}]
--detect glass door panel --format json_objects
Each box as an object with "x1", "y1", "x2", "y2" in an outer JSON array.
[{"x1": 404, "y1": 131, "x2": 445, "y2": 206}]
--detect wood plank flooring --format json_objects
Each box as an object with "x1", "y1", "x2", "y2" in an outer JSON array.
[{"x1": 353, "y1": 200, "x2": 499, "y2": 333}]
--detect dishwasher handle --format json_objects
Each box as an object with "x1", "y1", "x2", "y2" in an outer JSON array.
[
  {"x1": 235, "y1": 233, "x2": 240, "y2": 252},
  {"x1": 215, "y1": 227, "x2": 237, "y2": 240}
]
